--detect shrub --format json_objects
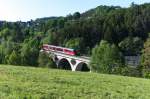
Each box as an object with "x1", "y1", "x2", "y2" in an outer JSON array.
[{"x1": 113, "y1": 66, "x2": 142, "y2": 77}]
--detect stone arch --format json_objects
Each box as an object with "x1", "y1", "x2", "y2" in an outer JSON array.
[
  {"x1": 58, "y1": 58, "x2": 72, "y2": 70},
  {"x1": 75, "y1": 62, "x2": 90, "y2": 72}
]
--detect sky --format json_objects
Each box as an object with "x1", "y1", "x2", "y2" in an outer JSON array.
[{"x1": 0, "y1": 0, "x2": 149, "y2": 22}]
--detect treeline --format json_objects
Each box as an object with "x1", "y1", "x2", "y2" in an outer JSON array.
[{"x1": 0, "y1": 3, "x2": 150, "y2": 77}]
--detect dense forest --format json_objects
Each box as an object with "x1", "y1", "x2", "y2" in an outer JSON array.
[{"x1": 0, "y1": 3, "x2": 150, "y2": 77}]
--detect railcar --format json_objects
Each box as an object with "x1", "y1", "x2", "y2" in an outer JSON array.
[{"x1": 42, "y1": 44, "x2": 80, "y2": 56}]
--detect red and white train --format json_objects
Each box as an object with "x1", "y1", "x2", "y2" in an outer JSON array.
[{"x1": 42, "y1": 44, "x2": 80, "y2": 56}]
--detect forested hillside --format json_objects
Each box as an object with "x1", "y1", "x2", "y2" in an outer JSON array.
[{"x1": 0, "y1": 3, "x2": 150, "y2": 73}]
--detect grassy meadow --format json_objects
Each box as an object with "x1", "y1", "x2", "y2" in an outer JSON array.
[{"x1": 0, "y1": 65, "x2": 150, "y2": 99}]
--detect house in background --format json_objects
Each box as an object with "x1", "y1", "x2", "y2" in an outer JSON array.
[{"x1": 124, "y1": 55, "x2": 141, "y2": 67}]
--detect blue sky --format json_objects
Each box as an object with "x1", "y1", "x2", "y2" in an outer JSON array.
[{"x1": 0, "y1": 0, "x2": 149, "y2": 21}]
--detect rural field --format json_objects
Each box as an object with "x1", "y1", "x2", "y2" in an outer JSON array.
[{"x1": 0, "y1": 65, "x2": 150, "y2": 99}]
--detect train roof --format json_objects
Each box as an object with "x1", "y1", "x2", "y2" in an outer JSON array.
[{"x1": 43, "y1": 44, "x2": 75, "y2": 51}]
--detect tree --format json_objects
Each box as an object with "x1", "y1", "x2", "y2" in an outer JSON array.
[
  {"x1": 0, "y1": 45, "x2": 5, "y2": 64},
  {"x1": 90, "y1": 40, "x2": 123, "y2": 73},
  {"x1": 66, "y1": 14, "x2": 73, "y2": 20},
  {"x1": 73, "y1": 12, "x2": 80, "y2": 19},
  {"x1": 41, "y1": 31, "x2": 57, "y2": 44},
  {"x1": 65, "y1": 38, "x2": 83, "y2": 49},
  {"x1": 119, "y1": 37, "x2": 143, "y2": 55},
  {"x1": 0, "y1": 28, "x2": 10, "y2": 40},
  {"x1": 141, "y1": 34, "x2": 150, "y2": 78},
  {"x1": 7, "y1": 51, "x2": 21, "y2": 65},
  {"x1": 38, "y1": 52, "x2": 56, "y2": 68},
  {"x1": 57, "y1": 18, "x2": 65, "y2": 29},
  {"x1": 21, "y1": 38, "x2": 40, "y2": 66}
]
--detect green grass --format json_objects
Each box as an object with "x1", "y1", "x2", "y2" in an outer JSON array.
[{"x1": 0, "y1": 65, "x2": 150, "y2": 99}]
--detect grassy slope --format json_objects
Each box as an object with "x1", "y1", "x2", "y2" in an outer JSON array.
[{"x1": 0, "y1": 65, "x2": 150, "y2": 99}]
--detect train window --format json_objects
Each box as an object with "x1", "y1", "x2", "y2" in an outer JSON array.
[
  {"x1": 64, "y1": 49, "x2": 70, "y2": 52},
  {"x1": 56, "y1": 48, "x2": 63, "y2": 51},
  {"x1": 43, "y1": 46, "x2": 48, "y2": 49},
  {"x1": 49, "y1": 47, "x2": 53, "y2": 50},
  {"x1": 52, "y1": 47, "x2": 55, "y2": 50}
]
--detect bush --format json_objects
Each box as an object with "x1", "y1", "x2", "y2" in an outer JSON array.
[
  {"x1": 142, "y1": 69, "x2": 150, "y2": 78},
  {"x1": 113, "y1": 66, "x2": 142, "y2": 77}
]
